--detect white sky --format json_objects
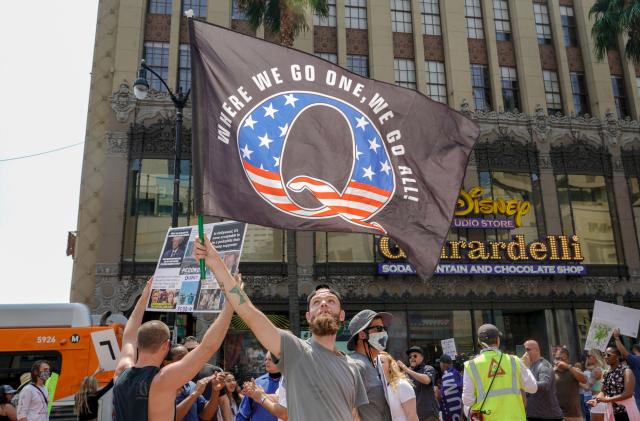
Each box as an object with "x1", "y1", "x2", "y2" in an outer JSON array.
[{"x1": 0, "y1": 1, "x2": 99, "y2": 303}]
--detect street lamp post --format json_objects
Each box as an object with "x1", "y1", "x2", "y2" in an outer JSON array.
[{"x1": 133, "y1": 59, "x2": 191, "y2": 228}]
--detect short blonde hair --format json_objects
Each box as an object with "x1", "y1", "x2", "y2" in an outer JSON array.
[{"x1": 137, "y1": 320, "x2": 169, "y2": 352}]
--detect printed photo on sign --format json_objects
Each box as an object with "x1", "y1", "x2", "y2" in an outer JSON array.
[
  {"x1": 175, "y1": 276, "x2": 200, "y2": 312},
  {"x1": 196, "y1": 289, "x2": 223, "y2": 311},
  {"x1": 158, "y1": 228, "x2": 191, "y2": 269}
]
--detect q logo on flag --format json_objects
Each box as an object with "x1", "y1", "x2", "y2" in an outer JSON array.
[{"x1": 237, "y1": 91, "x2": 396, "y2": 233}]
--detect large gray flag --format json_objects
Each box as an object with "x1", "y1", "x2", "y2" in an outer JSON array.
[{"x1": 189, "y1": 19, "x2": 479, "y2": 276}]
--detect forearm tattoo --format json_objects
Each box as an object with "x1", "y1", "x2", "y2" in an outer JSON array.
[{"x1": 229, "y1": 284, "x2": 247, "y2": 304}]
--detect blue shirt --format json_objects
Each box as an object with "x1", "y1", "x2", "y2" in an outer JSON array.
[
  {"x1": 176, "y1": 381, "x2": 207, "y2": 421},
  {"x1": 236, "y1": 373, "x2": 281, "y2": 421},
  {"x1": 440, "y1": 367, "x2": 463, "y2": 421},
  {"x1": 626, "y1": 354, "x2": 640, "y2": 408}
]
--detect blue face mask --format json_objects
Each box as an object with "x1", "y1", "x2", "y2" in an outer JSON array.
[
  {"x1": 367, "y1": 331, "x2": 389, "y2": 351},
  {"x1": 39, "y1": 371, "x2": 50, "y2": 381}
]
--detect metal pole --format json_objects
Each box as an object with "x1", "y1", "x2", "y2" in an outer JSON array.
[{"x1": 172, "y1": 102, "x2": 183, "y2": 228}]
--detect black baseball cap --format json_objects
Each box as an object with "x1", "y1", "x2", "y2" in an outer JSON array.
[
  {"x1": 437, "y1": 354, "x2": 453, "y2": 364},
  {"x1": 406, "y1": 346, "x2": 424, "y2": 356},
  {"x1": 306, "y1": 284, "x2": 342, "y2": 307}
]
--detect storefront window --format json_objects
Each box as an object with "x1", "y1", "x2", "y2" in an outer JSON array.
[
  {"x1": 124, "y1": 159, "x2": 192, "y2": 261},
  {"x1": 476, "y1": 170, "x2": 544, "y2": 242},
  {"x1": 241, "y1": 225, "x2": 286, "y2": 262},
  {"x1": 408, "y1": 311, "x2": 473, "y2": 363},
  {"x1": 556, "y1": 174, "x2": 617, "y2": 264},
  {"x1": 315, "y1": 232, "x2": 376, "y2": 262}
]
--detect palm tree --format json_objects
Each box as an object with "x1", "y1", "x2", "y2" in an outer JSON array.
[
  {"x1": 236, "y1": 0, "x2": 329, "y2": 336},
  {"x1": 237, "y1": 0, "x2": 329, "y2": 47},
  {"x1": 589, "y1": 0, "x2": 640, "y2": 65}
]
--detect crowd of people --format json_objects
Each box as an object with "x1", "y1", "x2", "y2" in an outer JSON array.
[{"x1": 6, "y1": 235, "x2": 640, "y2": 421}]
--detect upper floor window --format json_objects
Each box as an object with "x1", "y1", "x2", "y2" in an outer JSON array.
[
  {"x1": 420, "y1": 0, "x2": 441, "y2": 36},
  {"x1": 612, "y1": 76, "x2": 629, "y2": 119},
  {"x1": 543, "y1": 70, "x2": 561, "y2": 115},
  {"x1": 493, "y1": 0, "x2": 512, "y2": 41},
  {"x1": 143, "y1": 42, "x2": 170, "y2": 92},
  {"x1": 391, "y1": 0, "x2": 413, "y2": 33},
  {"x1": 500, "y1": 66, "x2": 519, "y2": 111},
  {"x1": 553, "y1": 141, "x2": 619, "y2": 265},
  {"x1": 623, "y1": 152, "x2": 640, "y2": 256},
  {"x1": 345, "y1": 0, "x2": 367, "y2": 29},
  {"x1": 347, "y1": 54, "x2": 369, "y2": 77},
  {"x1": 315, "y1": 52, "x2": 338, "y2": 64},
  {"x1": 232, "y1": 0, "x2": 248, "y2": 20},
  {"x1": 178, "y1": 44, "x2": 191, "y2": 93},
  {"x1": 182, "y1": 0, "x2": 205, "y2": 17},
  {"x1": 534, "y1": 3, "x2": 552, "y2": 45},
  {"x1": 570, "y1": 72, "x2": 589, "y2": 116},
  {"x1": 556, "y1": 174, "x2": 618, "y2": 264},
  {"x1": 477, "y1": 170, "x2": 543, "y2": 243},
  {"x1": 149, "y1": 0, "x2": 172, "y2": 14},
  {"x1": 425, "y1": 61, "x2": 447, "y2": 104},
  {"x1": 471, "y1": 64, "x2": 491, "y2": 111},
  {"x1": 394, "y1": 59, "x2": 416, "y2": 89},
  {"x1": 465, "y1": 0, "x2": 484, "y2": 39},
  {"x1": 314, "y1": 0, "x2": 337, "y2": 27},
  {"x1": 124, "y1": 158, "x2": 192, "y2": 261},
  {"x1": 560, "y1": 6, "x2": 578, "y2": 47}
]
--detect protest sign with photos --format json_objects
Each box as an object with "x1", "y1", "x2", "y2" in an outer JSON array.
[{"x1": 147, "y1": 220, "x2": 247, "y2": 313}]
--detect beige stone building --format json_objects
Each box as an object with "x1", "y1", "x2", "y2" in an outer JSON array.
[{"x1": 73, "y1": 0, "x2": 640, "y2": 372}]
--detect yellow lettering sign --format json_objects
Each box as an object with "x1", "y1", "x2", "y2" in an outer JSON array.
[{"x1": 455, "y1": 187, "x2": 531, "y2": 227}]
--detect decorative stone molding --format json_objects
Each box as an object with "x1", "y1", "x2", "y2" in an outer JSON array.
[
  {"x1": 128, "y1": 118, "x2": 191, "y2": 159},
  {"x1": 105, "y1": 131, "x2": 128, "y2": 155},
  {"x1": 111, "y1": 82, "x2": 136, "y2": 123}
]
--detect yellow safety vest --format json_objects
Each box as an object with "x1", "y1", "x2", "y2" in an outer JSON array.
[{"x1": 464, "y1": 350, "x2": 526, "y2": 421}]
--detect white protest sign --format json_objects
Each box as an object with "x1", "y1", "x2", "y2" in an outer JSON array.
[
  {"x1": 441, "y1": 338, "x2": 457, "y2": 357},
  {"x1": 91, "y1": 329, "x2": 121, "y2": 371},
  {"x1": 584, "y1": 318, "x2": 615, "y2": 352},
  {"x1": 593, "y1": 300, "x2": 640, "y2": 337}
]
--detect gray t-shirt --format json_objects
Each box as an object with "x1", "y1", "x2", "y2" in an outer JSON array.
[
  {"x1": 350, "y1": 352, "x2": 392, "y2": 421},
  {"x1": 525, "y1": 358, "x2": 564, "y2": 419},
  {"x1": 277, "y1": 330, "x2": 369, "y2": 421}
]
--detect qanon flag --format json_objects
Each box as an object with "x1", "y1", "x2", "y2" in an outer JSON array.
[{"x1": 189, "y1": 19, "x2": 479, "y2": 276}]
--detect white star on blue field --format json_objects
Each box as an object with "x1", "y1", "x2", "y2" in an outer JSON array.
[{"x1": 237, "y1": 92, "x2": 394, "y2": 192}]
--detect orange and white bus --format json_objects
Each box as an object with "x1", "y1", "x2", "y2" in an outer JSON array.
[{"x1": 0, "y1": 303, "x2": 124, "y2": 420}]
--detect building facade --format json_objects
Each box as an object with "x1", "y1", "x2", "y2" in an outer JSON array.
[{"x1": 74, "y1": 0, "x2": 640, "y2": 371}]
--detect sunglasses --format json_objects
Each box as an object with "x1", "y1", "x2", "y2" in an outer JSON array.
[
  {"x1": 605, "y1": 353, "x2": 617, "y2": 357},
  {"x1": 367, "y1": 325, "x2": 387, "y2": 333}
]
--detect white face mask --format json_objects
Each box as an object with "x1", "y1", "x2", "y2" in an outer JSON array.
[{"x1": 367, "y1": 331, "x2": 388, "y2": 351}]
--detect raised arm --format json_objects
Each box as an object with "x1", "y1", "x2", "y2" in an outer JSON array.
[
  {"x1": 194, "y1": 236, "x2": 281, "y2": 357},
  {"x1": 613, "y1": 329, "x2": 631, "y2": 359},
  {"x1": 154, "y1": 298, "x2": 233, "y2": 390},
  {"x1": 114, "y1": 279, "x2": 152, "y2": 378},
  {"x1": 397, "y1": 361, "x2": 432, "y2": 385}
]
